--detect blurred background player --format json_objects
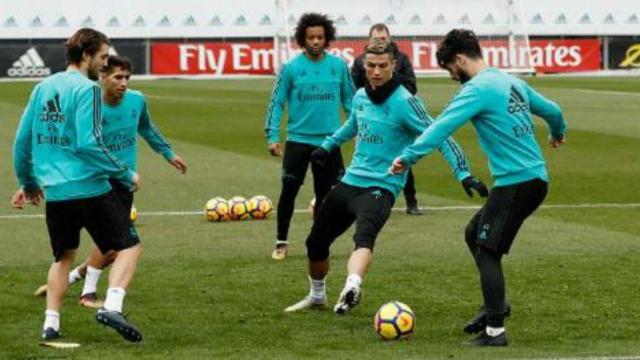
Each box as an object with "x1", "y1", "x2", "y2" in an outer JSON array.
[
  {"x1": 11, "y1": 28, "x2": 144, "y2": 342},
  {"x1": 32, "y1": 55, "x2": 188, "y2": 308},
  {"x1": 351, "y1": 23, "x2": 423, "y2": 215},
  {"x1": 284, "y1": 39, "x2": 484, "y2": 314},
  {"x1": 391, "y1": 29, "x2": 567, "y2": 347},
  {"x1": 264, "y1": 13, "x2": 354, "y2": 260}
]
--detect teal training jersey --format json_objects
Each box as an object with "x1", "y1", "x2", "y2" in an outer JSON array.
[
  {"x1": 13, "y1": 70, "x2": 134, "y2": 201},
  {"x1": 102, "y1": 89, "x2": 175, "y2": 171},
  {"x1": 401, "y1": 67, "x2": 567, "y2": 187},
  {"x1": 322, "y1": 86, "x2": 471, "y2": 197},
  {"x1": 265, "y1": 52, "x2": 355, "y2": 146}
]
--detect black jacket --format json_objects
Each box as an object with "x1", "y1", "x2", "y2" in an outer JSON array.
[{"x1": 351, "y1": 42, "x2": 417, "y2": 95}]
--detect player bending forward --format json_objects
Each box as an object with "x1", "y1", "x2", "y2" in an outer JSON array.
[
  {"x1": 12, "y1": 29, "x2": 143, "y2": 342},
  {"x1": 31, "y1": 55, "x2": 187, "y2": 308},
  {"x1": 285, "y1": 39, "x2": 486, "y2": 314},
  {"x1": 391, "y1": 29, "x2": 567, "y2": 346}
]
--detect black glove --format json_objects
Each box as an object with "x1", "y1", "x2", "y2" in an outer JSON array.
[
  {"x1": 310, "y1": 148, "x2": 329, "y2": 167},
  {"x1": 461, "y1": 176, "x2": 489, "y2": 198}
]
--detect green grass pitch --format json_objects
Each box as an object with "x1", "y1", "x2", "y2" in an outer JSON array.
[{"x1": 0, "y1": 76, "x2": 639, "y2": 359}]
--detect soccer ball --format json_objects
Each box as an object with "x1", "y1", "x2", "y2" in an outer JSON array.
[
  {"x1": 247, "y1": 195, "x2": 273, "y2": 219},
  {"x1": 205, "y1": 197, "x2": 230, "y2": 222},
  {"x1": 374, "y1": 301, "x2": 416, "y2": 340},
  {"x1": 130, "y1": 205, "x2": 138, "y2": 223},
  {"x1": 227, "y1": 196, "x2": 250, "y2": 221}
]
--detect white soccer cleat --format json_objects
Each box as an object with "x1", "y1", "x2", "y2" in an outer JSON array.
[
  {"x1": 284, "y1": 295, "x2": 327, "y2": 313},
  {"x1": 333, "y1": 285, "x2": 361, "y2": 315}
]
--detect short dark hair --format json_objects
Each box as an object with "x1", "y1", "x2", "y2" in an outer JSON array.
[
  {"x1": 66, "y1": 28, "x2": 109, "y2": 65},
  {"x1": 365, "y1": 39, "x2": 393, "y2": 58},
  {"x1": 368, "y1": 23, "x2": 390, "y2": 38},
  {"x1": 436, "y1": 29, "x2": 483, "y2": 68},
  {"x1": 103, "y1": 55, "x2": 132, "y2": 74},
  {"x1": 294, "y1": 13, "x2": 336, "y2": 48}
]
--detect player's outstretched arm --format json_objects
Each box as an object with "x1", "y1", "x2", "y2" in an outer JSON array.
[
  {"x1": 525, "y1": 83, "x2": 567, "y2": 148},
  {"x1": 399, "y1": 84, "x2": 483, "y2": 168},
  {"x1": 265, "y1": 64, "x2": 292, "y2": 154},
  {"x1": 319, "y1": 108, "x2": 358, "y2": 155},
  {"x1": 137, "y1": 97, "x2": 184, "y2": 166}
]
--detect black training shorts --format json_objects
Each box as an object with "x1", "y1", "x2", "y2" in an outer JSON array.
[
  {"x1": 468, "y1": 178, "x2": 548, "y2": 254},
  {"x1": 45, "y1": 190, "x2": 139, "y2": 261},
  {"x1": 306, "y1": 182, "x2": 395, "y2": 261}
]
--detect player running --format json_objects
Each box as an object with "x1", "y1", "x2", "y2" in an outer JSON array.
[
  {"x1": 11, "y1": 29, "x2": 144, "y2": 342},
  {"x1": 390, "y1": 29, "x2": 567, "y2": 347},
  {"x1": 284, "y1": 39, "x2": 486, "y2": 314},
  {"x1": 31, "y1": 55, "x2": 187, "y2": 308},
  {"x1": 265, "y1": 12, "x2": 355, "y2": 260}
]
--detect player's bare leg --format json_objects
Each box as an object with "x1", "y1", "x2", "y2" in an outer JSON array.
[
  {"x1": 42, "y1": 249, "x2": 76, "y2": 339},
  {"x1": 334, "y1": 248, "x2": 371, "y2": 315},
  {"x1": 79, "y1": 247, "x2": 116, "y2": 308},
  {"x1": 95, "y1": 244, "x2": 143, "y2": 342}
]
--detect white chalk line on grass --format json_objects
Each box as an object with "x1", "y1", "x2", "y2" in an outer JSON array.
[
  {"x1": 514, "y1": 357, "x2": 640, "y2": 360},
  {"x1": 572, "y1": 89, "x2": 640, "y2": 97},
  {"x1": 1, "y1": 203, "x2": 639, "y2": 220}
]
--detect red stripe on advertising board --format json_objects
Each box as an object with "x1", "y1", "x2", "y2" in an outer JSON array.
[{"x1": 151, "y1": 38, "x2": 600, "y2": 75}]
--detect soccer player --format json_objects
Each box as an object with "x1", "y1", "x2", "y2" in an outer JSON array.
[
  {"x1": 390, "y1": 29, "x2": 567, "y2": 347},
  {"x1": 265, "y1": 13, "x2": 354, "y2": 260},
  {"x1": 31, "y1": 55, "x2": 187, "y2": 308},
  {"x1": 12, "y1": 28, "x2": 144, "y2": 342},
  {"x1": 284, "y1": 39, "x2": 486, "y2": 314},
  {"x1": 351, "y1": 23, "x2": 423, "y2": 215}
]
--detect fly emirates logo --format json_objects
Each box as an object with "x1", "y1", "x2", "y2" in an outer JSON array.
[{"x1": 178, "y1": 44, "x2": 277, "y2": 74}]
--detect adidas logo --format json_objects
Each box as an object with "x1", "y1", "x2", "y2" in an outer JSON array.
[
  {"x1": 507, "y1": 85, "x2": 528, "y2": 114},
  {"x1": 7, "y1": 47, "x2": 51, "y2": 77},
  {"x1": 40, "y1": 94, "x2": 65, "y2": 123}
]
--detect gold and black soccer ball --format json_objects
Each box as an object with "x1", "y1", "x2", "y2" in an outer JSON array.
[
  {"x1": 247, "y1": 195, "x2": 274, "y2": 220},
  {"x1": 374, "y1": 301, "x2": 416, "y2": 340},
  {"x1": 205, "y1": 197, "x2": 230, "y2": 222},
  {"x1": 227, "y1": 196, "x2": 250, "y2": 221}
]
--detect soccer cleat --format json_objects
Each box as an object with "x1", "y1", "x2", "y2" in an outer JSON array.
[
  {"x1": 333, "y1": 285, "x2": 361, "y2": 315},
  {"x1": 284, "y1": 295, "x2": 327, "y2": 312},
  {"x1": 271, "y1": 244, "x2": 288, "y2": 261},
  {"x1": 42, "y1": 327, "x2": 61, "y2": 340},
  {"x1": 34, "y1": 284, "x2": 48, "y2": 297},
  {"x1": 95, "y1": 309, "x2": 142, "y2": 342},
  {"x1": 405, "y1": 205, "x2": 424, "y2": 216},
  {"x1": 463, "y1": 304, "x2": 511, "y2": 334},
  {"x1": 463, "y1": 330, "x2": 508, "y2": 347},
  {"x1": 78, "y1": 293, "x2": 104, "y2": 309}
]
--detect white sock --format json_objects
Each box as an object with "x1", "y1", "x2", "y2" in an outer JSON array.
[
  {"x1": 81, "y1": 266, "x2": 102, "y2": 296},
  {"x1": 308, "y1": 276, "x2": 326, "y2": 299},
  {"x1": 103, "y1": 287, "x2": 126, "y2": 313},
  {"x1": 486, "y1": 326, "x2": 505, "y2": 337},
  {"x1": 68, "y1": 267, "x2": 83, "y2": 285},
  {"x1": 43, "y1": 310, "x2": 60, "y2": 331},
  {"x1": 345, "y1": 273, "x2": 362, "y2": 289}
]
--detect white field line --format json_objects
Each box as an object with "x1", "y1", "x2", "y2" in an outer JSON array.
[
  {"x1": 571, "y1": 89, "x2": 640, "y2": 97},
  {"x1": 1, "y1": 203, "x2": 639, "y2": 220},
  {"x1": 513, "y1": 357, "x2": 640, "y2": 360}
]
